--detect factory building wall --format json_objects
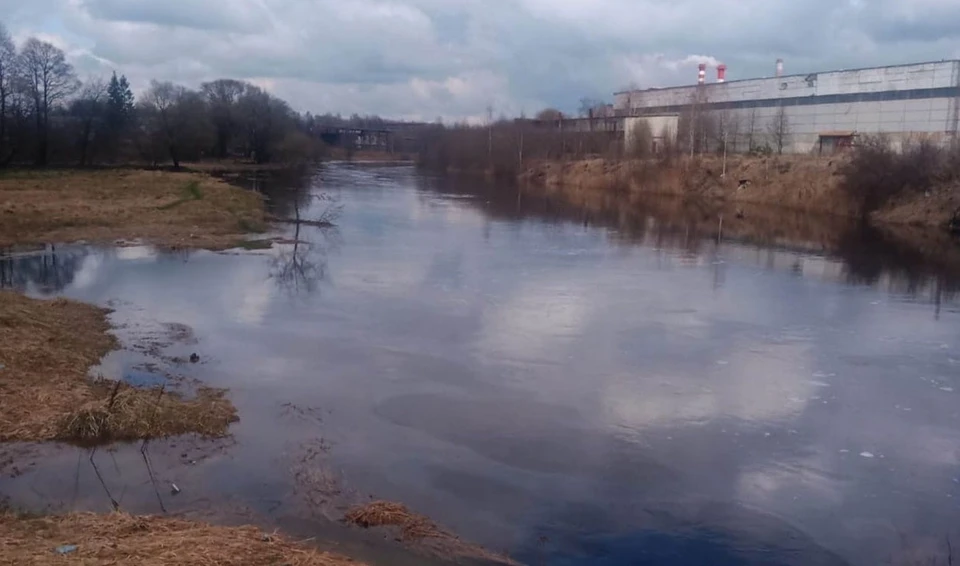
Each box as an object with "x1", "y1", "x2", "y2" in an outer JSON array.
[{"x1": 616, "y1": 61, "x2": 960, "y2": 153}]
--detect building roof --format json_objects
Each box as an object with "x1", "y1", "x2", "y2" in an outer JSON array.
[{"x1": 613, "y1": 59, "x2": 960, "y2": 96}]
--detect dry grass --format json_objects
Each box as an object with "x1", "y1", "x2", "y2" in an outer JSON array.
[
  {"x1": 523, "y1": 155, "x2": 854, "y2": 216},
  {"x1": 57, "y1": 385, "x2": 237, "y2": 445},
  {"x1": 344, "y1": 501, "x2": 517, "y2": 564},
  {"x1": 0, "y1": 169, "x2": 266, "y2": 249},
  {"x1": 344, "y1": 501, "x2": 443, "y2": 542},
  {"x1": 522, "y1": 154, "x2": 960, "y2": 230},
  {"x1": 0, "y1": 292, "x2": 237, "y2": 444},
  {"x1": 0, "y1": 512, "x2": 365, "y2": 566}
]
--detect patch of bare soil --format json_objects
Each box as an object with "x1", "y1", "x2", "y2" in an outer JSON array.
[
  {"x1": 0, "y1": 169, "x2": 266, "y2": 249},
  {"x1": 0, "y1": 292, "x2": 237, "y2": 444},
  {"x1": 0, "y1": 512, "x2": 365, "y2": 566}
]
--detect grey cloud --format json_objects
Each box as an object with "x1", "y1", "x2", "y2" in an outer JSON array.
[
  {"x1": 4, "y1": 0, "x2": 960, "y2": 119},
  {"x1": 80, "y1": 0, "x2": 269, "y2": 32}
]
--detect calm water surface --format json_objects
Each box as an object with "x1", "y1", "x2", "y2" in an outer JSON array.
[{"x1": 2, "y1": 164, "x2": 960, "y2": 566}]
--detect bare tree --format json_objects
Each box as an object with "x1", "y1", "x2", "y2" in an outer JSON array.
[
  {"x1": 0, "y1": 24, "x2": 16, "y2": 166},
  {"x1": 679, "y1": 89, "x2": 713, "y2": 155},
  {"x1": 578, "y1": 97, "x2": 605, "y2": 118},
  {"x1": 72, "y1": 77, "x2": 107, "y2": 166},
  {"x1": 627, "y1": 119, "x2": 653, "y2": 157},
  {"x1": 238, "y1": 85, "x2": 292, "y2": 164},
  {"x1": 768, "y1": 104, "x2": 791, "y2": 155},
  {"x1": 725, "y1": 112, "x2": 742, "y2": 154},
  {"x1": 139, "y1": 81, "x2": 211, "y2": 168},
  {"x1": 745, "y1": 107, "x2": 759, "y2": 151},
  {"x1": 535, "y1": 108, "x2": 563, "y2": 121},
  {"x1": 201, "y1": 78, "x2": 246, "y2": 159},
  {"x1": 20, "y1": 38, "x2": 79, "y2": 165}
]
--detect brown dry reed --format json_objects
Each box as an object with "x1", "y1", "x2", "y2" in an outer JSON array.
[
  {"x1": 344, "y1": 501, "x2": 444, "y2": 541},
  {"x1": 0, "y1": 512, "x2": 364, "y2": 566},
  {"x1": 344, "y1": 501, "x2": 519, "y2": 564},
  {"x1": 0, "y1": 292, "x2": 237, "y2": 444}
]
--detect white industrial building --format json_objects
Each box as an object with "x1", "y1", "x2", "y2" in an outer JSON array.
[{"x1": 614, "y1": 60, "x2": 960, "y2": 154}]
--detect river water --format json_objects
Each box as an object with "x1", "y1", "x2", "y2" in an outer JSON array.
[{"x1": 2, "y1": 163, "x2": 960, "y2": 566}]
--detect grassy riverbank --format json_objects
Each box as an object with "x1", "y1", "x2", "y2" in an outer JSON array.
[
  {"x1": 520, "y1": 154, "x2": 960, "y2": 230},
  {"x1": 0, "y1": 168, "x2": 267, "y2": 249},
  {"x1": 0, "y1": 167, "x2": 259, "y2": 442},
  {"x1": 0, "y1": 292, "x2": 237, "y2": 444}
]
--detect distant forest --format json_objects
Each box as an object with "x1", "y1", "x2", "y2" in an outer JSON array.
[{"x1": 0, "y1": 22, "x2": 399, "y2": 168}]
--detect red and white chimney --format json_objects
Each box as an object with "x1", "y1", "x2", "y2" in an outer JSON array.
[
  {"x1": 717, "y1": 64, "x2": 727, "y2": 83},
  {"x1": 776, "y1": 58, "x2": 784, "y2": 77},
  {"x1": 698, "y1": 63, "x2": 707, "y2": 85}
]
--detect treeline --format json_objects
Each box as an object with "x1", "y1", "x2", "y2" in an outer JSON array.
[
  {"x1": 0, "y1": 23, "x2": 389, "y2": 168},
  {"x1": 417, "y1": 119, "x2": 623, "y2": 179}
]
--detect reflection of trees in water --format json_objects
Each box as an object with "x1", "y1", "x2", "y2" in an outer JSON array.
[
  {"x1": 213, "y1": 169, "x2": 317, "y2": 220},
  {"x1": 208, "y1": 168, "x2": 343, "y2": 296},
  {"x1": 269, "y1": 223, "x2": 341, "y2": 297},
  {"x1": 417, "y1": 174, "x2": 960, "y2": 302},
  {"x1": 0, "y1": 246, "x2": 89, "y2": 293},
  {"x1": 269, "y1": 179, "x2": 342, "y2": 296},
  {"x1": 836, "y1": 223, "x2": 959, "y2": 299}
]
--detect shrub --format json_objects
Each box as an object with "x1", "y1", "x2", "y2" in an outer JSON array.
[{"x1": 840, "y1": 136, "x2": 958, "y2": 217}]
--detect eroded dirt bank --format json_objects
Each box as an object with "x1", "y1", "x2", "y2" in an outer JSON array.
[{"x1": 520, "y1": 155, "x2": 960, "y2": 230}]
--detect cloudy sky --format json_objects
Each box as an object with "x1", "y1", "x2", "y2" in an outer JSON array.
[{"x1": 2, "y1": 0, "x2": 960, "y2": 121}]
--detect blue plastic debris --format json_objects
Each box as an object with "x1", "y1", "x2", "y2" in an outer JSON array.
[{"x1": 55, "y1": 545, "x2": 78, "y2": 555}]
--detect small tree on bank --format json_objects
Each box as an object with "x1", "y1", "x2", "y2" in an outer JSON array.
[{"x1": 768, "y1": 104, "x2": 791, "y2": 155}]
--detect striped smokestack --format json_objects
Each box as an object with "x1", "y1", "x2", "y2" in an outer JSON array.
[
  {"x1": 698, "y1": 63, "x2": 707, "y2": 85},
  {"x1": 717, "y1": 64, "x2": 727, "y2": 83}
]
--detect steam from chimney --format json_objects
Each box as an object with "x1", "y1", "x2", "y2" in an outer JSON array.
[
  {"x1": 776, "y1": 58, "x2": 784, "y2": 77},
  {"x1": 717, "y1": 64, "x2": 727, "y2": 83},
  {"x1": 698, "y1": 63, "x2": 707, "y2": 85}
]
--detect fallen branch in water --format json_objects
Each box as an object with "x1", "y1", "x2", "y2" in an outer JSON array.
[{"x1": 269, "y1": 216, "x2": 337, "y2": 228}]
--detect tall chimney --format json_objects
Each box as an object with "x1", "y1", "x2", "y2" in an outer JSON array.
[
  {"x1": 776, "y1": 58, "x2": 784, "y2": 77},
  {"x1": 717, "y1": 64, "x2": 727, "y2": 83},
  {"x1": 698, "y1": 63, "x2": 707, "y2": 85}
]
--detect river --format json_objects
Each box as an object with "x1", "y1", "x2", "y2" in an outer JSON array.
[{"x1": 2, "y1": 163, "x2": 959, "y2": 566}]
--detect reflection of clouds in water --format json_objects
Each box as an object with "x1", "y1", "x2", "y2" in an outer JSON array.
[
  {"x1": 115, "y1": 246, "x2": 159, "y2": 262},
  {"x1": 902, "y1": 430, "x2": 960, "y2": 467},
  {"x1": 61, "y1": 251, "x2": 277, "y2": 330},
  {"x1": 736, "y1": 455, "x2": 842, "y2": 508},
  {"x1": 227, "y1": 263, "x2": 276, "y2": 325},
  {"x1": 337, "y1": 259, "x2": 429, "y2": 297},
  {"x1": 477, "y1": 281, "x2": 592, "y2": 362},
  {"x1": 70, "y1": 254, "x2": 102, "y2": 290},
  {"x1": 602, "y1": 342, "x2": 814, "y2": 428}
]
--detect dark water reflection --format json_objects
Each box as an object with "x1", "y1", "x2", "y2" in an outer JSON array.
[{"x1": 2, "y1": 164, "x2": 960, "y2": 566}]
